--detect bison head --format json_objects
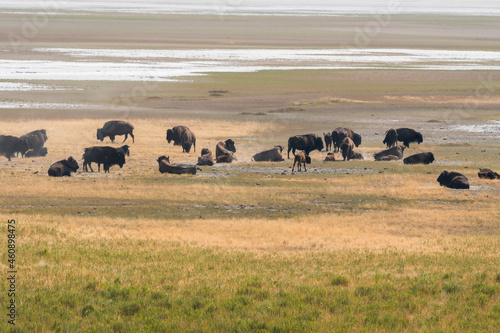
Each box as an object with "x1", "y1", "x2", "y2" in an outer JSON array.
[
  {"x1": 416, "y1": 132, "x2": 423, "y2": 144},
  {"x1": 201, "y1": 148, "x2": 211, "y2": 156},
  {"x1": 437, "y1": 171, "x2": 450, "y2": 186},
  {"x1": 66, "y1": 156, "x2": 79, "y2": 172},
  {"x1": 166, "y1": 129, "x2": 174, "y2": 143},
  {"x1": 182, "y1": 142, "x2": 193, "y2": 153},
  {"x1": 353, "y1": 133, "x2": 362, "y2": 147},
  {"x1": 274, "y1": 145, "x2": 284, "y2": 153},
  {"x1": 225, "y1": 139, "x2": 236, "y2": 153},
  {"x1": 96, "y1": 128, "x2": 104, "y2": 141},
  {"x1": 121, "y1": 145, "x2": 130, "y2": 156},
  {"x1": 40, "y1": 129, "x2": 48, "y2": 142},
  {"x1": 314, "y1": 137, "x2": 324, "y2": 152},
  {"x1": 305, "y1": 155, "x2": 312, "y2": 164},
  {"x1": 157, "y1": 155, "x2": 170, "y2": 164},
  {"x1": 427, "y1": 152, "x2": 435, "y2": 163}
]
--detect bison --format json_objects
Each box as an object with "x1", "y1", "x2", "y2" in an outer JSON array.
[
  {"x1": 287, "y1": 134, "x2": 323, "y2": 159},
  {"x1": 252, "y1": 146, "x2": 284, "y2": 162},
  {"x1": 97, "y1": 120, "x2": 134, "y2": 143},
  {"x1": 340, "y1": 137, "x2": 355, "y2": 161},
  {"x1": 349, "y1": 151, "x2": 364, "y2": 160},
  {"x1": 395, "y1": 128, "x2": 423, "y2": 148},
  {"x1": 437, "y1": 171, "x2": 469, "y2": 189},
  {"x1": 478, "y1": 168, "x2": 500, "y2": 179},
  {"x1": 82, "y1": 146, "x2": 126, "y2": 173},
  {"x1": 331, "y1": 127, "x2": 362, "y2": 152},
  {"x1": 323, "y1": 132, "x2": 333, "y2": 151},
  {"x1": 48, "y1": 156, "x2": 79, "y2": 177},
  {"x1": 25, "y1": 147, "x2": 48, "y2": 157},
  {"x1": 21, "y1": 129, "x2": 48, "y2": 156},
  {"x1": 292, "y1": 151, "x2": 311, "y2": 172},
  {"x1": 180, "y1": 129, "x2": 196, "y2": 153},
  {"x1": 403, "y1": 152, "x2": 435, "y2": 165},
  {"x1": 382, "y1": 128, "x2": 398, "y2": 148},
  {"x1": 166, "y1": 126, "x2": 190, "y2": 146},
  {"x1": 374, "y1": 146, "x2": 405, "y2": 161},
  {"x1": 378, "y1": 155, "x2": 399, "y2": 161},
  {"x1": 197, "y1": 148, "x2": 214, "y2": 166},
  {"x1": 0, "y1": 135, "x2": 29, "y2": 161},
  {"x1": 216, "y1": 139, "x2": 236, "y2": 163},
  {"x1": 157, "y1": 156, "x2": 199, "y2": 175},
  {"x1": 324, "y1": 153, "x2": 336, "y2": 161}
]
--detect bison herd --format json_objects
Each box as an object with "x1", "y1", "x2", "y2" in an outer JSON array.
[{"x1": 0, "y1": 120, "x2": 497, "y2": 190}]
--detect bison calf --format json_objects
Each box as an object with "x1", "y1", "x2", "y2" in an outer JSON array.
[
  {"x1": 437, "y1": 171, "x2": 469, "y2": 189},
  {"x1": 292, "y1": 151, "x2": 311, "y2": 172},
  {"x1": 48, "y1": 157, "x2": 79, "y2": 177}
]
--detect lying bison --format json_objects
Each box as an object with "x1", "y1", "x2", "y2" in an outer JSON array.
[
  {"x1": 382, "y1": 128, "x2": 398, "y2": 148},
  {"x1": 324, "y1": 153, "x2": 336, "y2": 161},
  {"x1": 21, "y1": 129, "x2": 48, "y2": 156},
  {"x1": 292, "y1": 151, "x2": 311, "y2": 172},
  {"x1": 0, "y1": 135, "x2": 29, "y2": 161},
  {"x1": 478, "y1": 168, "x2": 500, "y2": 179},
  {"x1": 25, "y1": 147, "x2": 48, "y2": 157},
  {"x1": 374, "y1": 146, "x2": 405, "y2": 161},
  {"x1": 340, "y1": 137, "x2": 355, "y2": 161},
  {"x1": 166, "y1": 125, "x2": 190, "y2": 146},
  {"x1": 181, "y1": 128, "x2": 196, "y2": 153},
  {"x1": 331, "y1": 127, "x2": 362, "y2": 152},
  {"x1": 378, "y1": 155, "x2": 399, "y2": 161},
  {"x1": 437, "y1": 171, "x2": 469, "y2": 189},
  {"x1": 287, "y1": 134, "x2": 323, "y2": 159},
  {"x1": 216, "y1": 139, "x2": 236, "y2": 163},
  {"x1": 97, "y1": 120, "x2": 135, "y2": 143},
  {"x1": 395, "y1": 128, "x2": 422, "y2": 148},
  {"x1": 252, "y1": 146, "x2": 284, "y2": 162},
  {"x1": 82, "y1": 146, "x2": 126, "y2": 172},
  {"x1": 197, "y1": 148, "x2": 214, "y2": 166},
  {"x1": 349, "y1": 151, "x2": 364, "y2": 160},
  {"x1": 48, "y1": 157, "x2": 79, "y2": 177},
  {"x1": 403, "y1": 152, "x2": 435, "y2": 165},
  {"x1": 157, "y1": 156, "x2": 199, "y2": 175}
]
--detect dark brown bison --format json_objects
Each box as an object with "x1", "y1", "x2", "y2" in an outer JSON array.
[
  {"x1": 349, "y1": 151, "x2": 364, "y2": 160},
  {"x1": 48, "y1": 157, "x2": 79, "y2": 177},
  {"x1": 252, "y1": 146, "x2": 284, "y2": 162},
  {"x1": 0, "y1": 135, "x2": 29, "y2": 161},
  {"x1": 437, "y1": 171, "x2": 469, "y2": 189},
  {"x1": 395, "y1": 128, "x2": 423, "y2": 148},
  {"x1": 157, "y1": 156, "x2": 199, "y2": 175},
  {"x1": 323, "y1": 132, "x2": 333, "y2": 151},
  {"x1": 166, "y1": 126, "x2": 190, "y2": 146},
  {"x1": 374, "y1": 146, "x2": 405, "y2": 161},
  {"x1": 25, "y1": 147, "x2": 48, "y2": 157},
  {"x1": 331, "y1": 127, "x2": 362, "y2": 152},
  {"x1": 403, "y1": 152, "x2": 435, "y2": 165},
  {"x1": 478, "y1": 168, "x2": 500, "y2": 179},
  {"x1": 292, "y1": 151, "x2": 311, "y2": 172},
  {"x1": 382, "y1": 128, "x2": 398, "y2": 148},
  {"x1": 21, "y1": 129, "x2": 48, "y2": 156},
  {"x1": 97, "y1": 120, "x2": 134, "y2": 143},
  {"x1": 215, "y1": 139, "x2": 236, "y2": 163},
  {"x1": 180, "y1": 129, "x2": 196, "y2": 153},
  {"x1": 197, "y1": 148, "x2": 214, "y2": 166},
  {"x1": 287, "y1": 134, "x2": 323, "y2": 158},
  {"x1": 324, "y1": 153, "x2": 336, "y2": 161},
  {"x1": 82, "y1": 146, "x2": 126, "y2": 172},
  {"x1": 340, "y1": 137, "x2": 355, "y2": 161}
]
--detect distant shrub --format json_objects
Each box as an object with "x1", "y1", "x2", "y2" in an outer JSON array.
[{"x1": 331, "y1": 275, "x2": 349, "y2": 287}]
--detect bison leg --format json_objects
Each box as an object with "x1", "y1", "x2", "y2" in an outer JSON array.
[
  {"x1": 110, "y1": 135, "x2": 115, "y2": 143},
  {"x1": 303, "y1": 162, "x2": 306, "y2": 172},
  {"x1": 123, "y1": 133, "x2": 128, "y2": 143},
  {"x1": 292, "y1": 160, "x2": 296, "y2": 172},
  {"x1": 130, "y1": 132, "x2": 134, "y2": 143}
]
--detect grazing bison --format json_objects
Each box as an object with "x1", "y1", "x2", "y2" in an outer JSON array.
[
  {"x1": 382, "y1": 128, "x2": 398, "y2": 148},
  {"x1": 82, "y1": 146, "x2": 126, "y2": 173},
  {"x1": 395, "y1": 128, "x2": 423, "y2": 148},
  {"x1": 21, "y1": 129, "x2": 48, "y2": 156},
  {"x1": 48, "y1": 156, "x2": 79, "y2": 177},
  {"x1": 437, "y1": 171, "x2": 469, "y2": 189},
  {"x1": 166, "y1": 126, "x2": 190, "y2": 146},
  {"x1": 349, "y1": 151, "x2": 364, "y2": 160},
  {"x1": 404, "y1": 152, "x2": 435, "y2": 165},
  {"x1": 323, "y1": 132, "x2": 333, "y2": 151},
  {"x1": 0, "y1": 135, "x2": 29, "y2": 161},
  {"x1": 292, "y1": 151, "x2": 311, "y2": 172},
  {"x1": 378, "y1": 155, "x2": 399, "y2": 161},
  {"x1": 97, "y1": 120, "x2": 135, "y2": 143},
  {"x1": 478, "y1": 168, "x2": 500, "y2": 179},
  {"x1": 180, "y1": 129, "x2": 196, "y2": 153},
  {"x1": 215, "y1": 139, "x2": 236, "y2": 163},
  {"x1": 157, "y1": 156, "x2": 199, "y2": 175},
  {"x1": 25, "y1": 147, "x2": 48, "y2": 157},
  {"x1": 324, "y1": 153, "x2": 336, "y2": 161},
  {"x1": 287, "y1": 134, "x2": 323, "y2": 159},
  {"x1": 374, "y1": 146, "x2": 405, "y2": 161},
  {"x1": 197, "y1": 148, "x2": 214, "y2": 166},
  {"x1": 340, "y1": 137, "x2": 355, "y2": 161},
  {"x1": 331, "y1": 127, "x2": 362, "y2": 152},
  {"x1": 252, "y1": 146, "x2": 284, "y2": 162}
]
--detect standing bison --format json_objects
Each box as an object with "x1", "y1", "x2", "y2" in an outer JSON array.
[
  {"x1": 340, "y1": 137, "x2": 355, "y2": 161},
  {"x1": 82, "y1": 146, "x2": 126, "y2": 172},
  {"x1": 166, "y1": 126, "x2": 190, "y2": 146},
  {"x1": 48, "y1": 157, "x2": 79, "y2": 177},
  {"x1": 374, "y1": 146, "x2": 405, "y2": 161},
  {"x1": 216, "y1": 139, "x2": 236, "y2": 163},
  {"x1": 437, "y1": 171, "x2": 469, "y2": 189},
  {"x1": 252, "y1": 146, "x2": 284, "y2": 162},
  {"x1": 287, "y1": 134, "x2": 323, "y2": 159},
  {"x1": 292, "y1": 151, "x2": 311, "y2": 172},
  {"x1": 331, "y1": 127, "x2": 362, "y2": 152},
  {"x1": 97, "y1": 120, "x2": 135, "y2": 143},
  {"x1": 180, "y1": 128, "x2": 196, "y2": 153},
  {"x1": 395, "y1": 128, "x2": 423, "y2": 148},
  {"x1": 0, "y1": 135, "x2": 29, "y2": 161},
  {"x1": 403, "y1": 152, "x2": 435, "y2": 165},
  {"x1": 382, "y1": 128, "x2": 398, "y2": 148},
  {"x1": 21, "y1": 129, "x2": 48, "y2": 156},
  {"x1": 323, "y1": 133, "x2": 333, "y2": 151}
]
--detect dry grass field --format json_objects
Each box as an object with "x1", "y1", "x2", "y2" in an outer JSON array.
[{"x1": 0, "y1": 9, "x2": 499, "y2": 332}]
